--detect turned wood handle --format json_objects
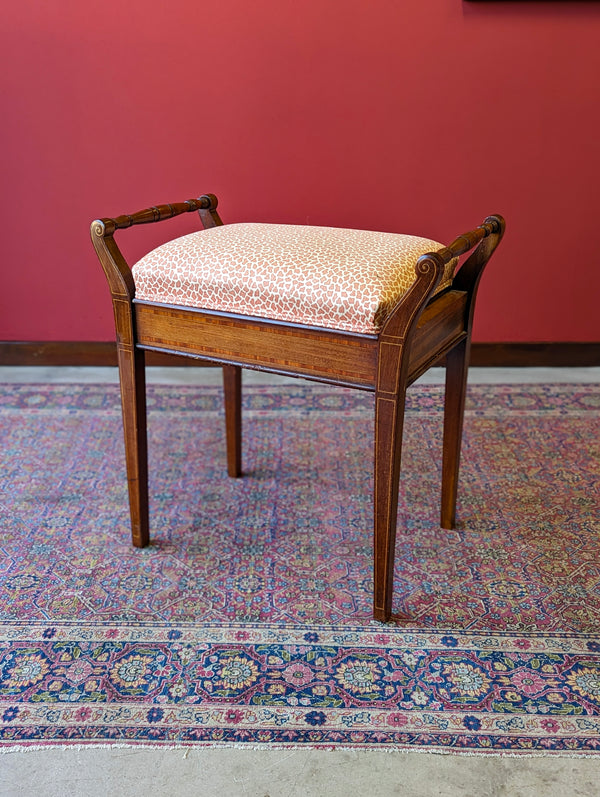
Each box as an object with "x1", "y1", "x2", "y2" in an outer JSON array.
[
  {"x1": 435, "y1": 215, "x2": 505, "y2": 264},
  {"x1": 94, "y1": 194, "x2": 218, "y2": 237}
]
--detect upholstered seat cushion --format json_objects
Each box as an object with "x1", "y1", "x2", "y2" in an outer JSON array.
[{"x1": 132, "y1": 223, "x2": 455, "y2": 334}]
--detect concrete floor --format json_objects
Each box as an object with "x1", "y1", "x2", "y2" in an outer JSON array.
[
  {"x1": 1, "y1": 365, "x2": 600, "y2": 386},
  {"x1": 3, "y1": 746, "x2": 600, "y2": 797},
  {"x1": 2, "y1": 366, "x2": 600, "y2": 796}
]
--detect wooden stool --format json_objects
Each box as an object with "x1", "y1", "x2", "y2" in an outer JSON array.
[{"x1": 91, "y1": 194, "x2": 504, "y2": 622}]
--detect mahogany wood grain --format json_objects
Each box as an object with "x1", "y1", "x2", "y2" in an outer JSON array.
[
  {"x1": 98, "y1": 195, "x2": 219, "y2": 236},
  {"x1": 134, "y1": 303, "x2": 379, "y2": 389},
  {"x1": 91, "y1": 194, "x2": 505, "y2": 622},
  {"x1": 441, "y1": 338, "x2": 470, "y2": 530},
  {"x1": 372, "y1": 253, "x2": 444, "y2": 621},
  {"x1": 439, "y1": 215, "x2": 505, "y2": 531},
  {"x1": 115, "y1": 322, "x2": 149, "y2": 548},
  {"x1": 406, "y1": 290, "x2": 468, "y2": 384},
  {"x1": 223, "y1": 364, "x2": 242, "y2": 478}
]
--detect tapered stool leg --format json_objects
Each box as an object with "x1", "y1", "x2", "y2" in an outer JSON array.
[
  {"x1": 117, "y1": 345, "x2": 149, "y2": 547},
  {"x1": 373, "y1": 380, "x2": 408, "y2": 622},
  {"x1": 223, "y1": 364, "x2": 242, "y2": 477},
  {"x1": 441, "y1": 338, "x2": 470, "y2": 530}
]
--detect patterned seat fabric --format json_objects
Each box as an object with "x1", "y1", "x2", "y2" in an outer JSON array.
[{"x1": 132, "y1": 223, "x2": 456, "y2": 334}]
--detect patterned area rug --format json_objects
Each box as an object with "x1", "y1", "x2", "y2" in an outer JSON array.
[{"x1": 0, "y1": 380, "x2": 599, "y2": 753}]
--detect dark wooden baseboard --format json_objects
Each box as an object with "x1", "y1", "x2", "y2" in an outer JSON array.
[
  {"x1": 468, "y1": 343, "x2": 600, "y2": 368},
  {"x1": 0, "y1": 342, "x2": 191, "y2": 368},
  {"x1": 1, "y1": 341, "x2": 599, "y2": 368}
]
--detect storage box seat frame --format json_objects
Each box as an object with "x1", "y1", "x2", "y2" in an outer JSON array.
[{"x1": 91, "y1": 194, "x2": 505, "y2": 622}]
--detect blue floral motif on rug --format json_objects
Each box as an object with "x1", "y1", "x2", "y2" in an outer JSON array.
[{"x1": 0, "y1": 381, "x2": 599, "y2": 753}]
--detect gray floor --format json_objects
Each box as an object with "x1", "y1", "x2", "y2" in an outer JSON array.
[
  {"x1": 1, "y1": 365, "x2": 600, "y2": 385},
  {"x1": 2, "y1": 366, "x2": 600, "y2": 797}
]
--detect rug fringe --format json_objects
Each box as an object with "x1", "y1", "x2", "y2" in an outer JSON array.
[{"x1": 1, "y1": 742, "x2": 599, "y2": 759}]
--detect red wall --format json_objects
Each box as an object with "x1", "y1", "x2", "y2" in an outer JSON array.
[{"x1": 2, "y1": 0, "x2": 599, "y2": 343}]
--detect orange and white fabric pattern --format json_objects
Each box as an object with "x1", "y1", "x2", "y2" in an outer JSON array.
[{"x1": 132, "y1": 223, "x2": 455, "y2": 334}]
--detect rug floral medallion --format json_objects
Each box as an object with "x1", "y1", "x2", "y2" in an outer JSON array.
[{"x1": 1, "y1": 381, "x2": 599, "y2": 754}]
